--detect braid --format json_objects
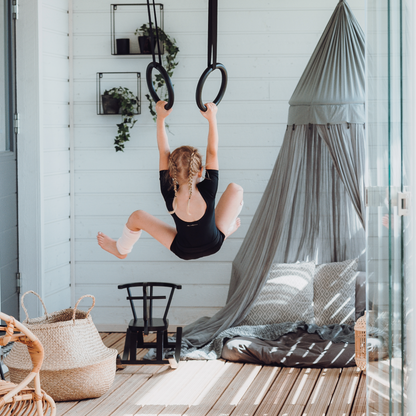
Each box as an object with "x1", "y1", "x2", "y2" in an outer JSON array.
[
  {"x1": 167, "y1": 146, "x2": 203, "y2": 216},
  {"x1": 169, "y1": 159, "x2": 178, "y2": 214}
]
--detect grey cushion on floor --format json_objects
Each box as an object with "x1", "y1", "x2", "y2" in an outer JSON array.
[
  {"x1": 222, "y1": 330, "x2": 356, "y2": 368},
  {"x1": 314, "y1": 258, "x2": 358, "y2": 326},
  {"x1": 240, "y1": 262, "x2": 315, "y2": 326}
]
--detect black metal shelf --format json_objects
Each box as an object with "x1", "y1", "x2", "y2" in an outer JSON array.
[
  {"x1": 110, "y1": 3, "x2": 164, "y2": 56},
  {"x1": 96, "y1": 72, "x2": 141, "y2": 115}
]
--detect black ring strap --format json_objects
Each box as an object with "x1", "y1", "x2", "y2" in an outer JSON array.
[
  {"x1": 146, "y1": 0, "x2": 174, "y2": 110},
  {"x1": 196, "y1": 0, "x2": 227, "y2": 112}
]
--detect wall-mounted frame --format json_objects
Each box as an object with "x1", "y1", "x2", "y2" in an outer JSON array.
[
  {"x1": 96, "y1": 72, "x2": 141, "y2": 115},
  {"x1": 110, "y1": 3, "x2": 164, "y2": 56}
]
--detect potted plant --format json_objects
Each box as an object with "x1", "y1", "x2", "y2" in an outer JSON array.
[
  {"x1": 101, "y1": 87, "x2": 140, "y2": 152},
  {"x1": 134, "y1": 24, "x2": 179, "y2": 123}
]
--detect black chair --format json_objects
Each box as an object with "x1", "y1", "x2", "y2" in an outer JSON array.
[{"x1": 118, "y1": 282, "x2": 182, "y2": 368}]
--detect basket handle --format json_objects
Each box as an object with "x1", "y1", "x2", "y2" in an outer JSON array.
[
  {"x1": 72, "y1": 294, "x2": 95, "y2": 322},
  {"x1": 21, "y1": 291, "x2": 49, "y2": 323}
]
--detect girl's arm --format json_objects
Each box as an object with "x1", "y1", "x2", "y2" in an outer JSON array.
[
  {"x1": 156, "y1": 101, "x2": 172, "y2": 170},
  {"x1": 201, "y1": 103, "x2": 219, "y2": 170}
]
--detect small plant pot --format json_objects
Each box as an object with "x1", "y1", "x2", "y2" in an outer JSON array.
[
  {"x1": 138, "y1": 36, "x2": 156, "y2": 54},
  {"x1": 116, "y1": 38, "x2": 130, "y2": 55},
  {"x1": 102, "y1": 95, "x2": 121, "y2": 114}
]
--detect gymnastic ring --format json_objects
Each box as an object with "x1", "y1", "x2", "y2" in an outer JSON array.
[
  {"x1": 146, "y1": 61, "x2": 174, "y2": 110},
  {"x1": 195, "y1": 63, "x2": 228, "y2": 112}
]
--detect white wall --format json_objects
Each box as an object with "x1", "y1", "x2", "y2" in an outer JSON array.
[
  {"x1": 18, "y1": 0, "x2": 71, "y2": 317},
  {"x1": 41, "y1": 0, "x2": 71, "y2": 311},
  {"x1": 72, "y1": 0, "x2": 365, "y2": 330}
]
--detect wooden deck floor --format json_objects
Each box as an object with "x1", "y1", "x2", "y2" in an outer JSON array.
[{"x1": 56, "y1": 332, "x2": 366, "y2": 416}]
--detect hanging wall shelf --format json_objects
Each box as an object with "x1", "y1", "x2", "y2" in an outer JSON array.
[
  {"x1": 96, "y1": 72, "x2": 141, "y2": 115},
  {"x1": 110, "y1": 3, "x2": 164, "y2": 56}
]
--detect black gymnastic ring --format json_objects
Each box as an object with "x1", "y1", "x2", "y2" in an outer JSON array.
[
  {"x1": 195, "y1": 63, "x2": 228, "y2": 112},
  {"x1": 146, "y1": 61, "x2": 174, "y2": 110}
]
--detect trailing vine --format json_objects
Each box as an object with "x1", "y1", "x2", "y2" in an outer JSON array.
[{"x1": 103, "y1": 87, "x2": 139, "y2": 152}]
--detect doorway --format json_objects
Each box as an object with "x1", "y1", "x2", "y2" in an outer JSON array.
[
  {"x1": 366, "y1": 0, "x2": 412, "y2": 413},
  {"x1": 0, "y1": 0, "x2": 19, "y2": 318}
]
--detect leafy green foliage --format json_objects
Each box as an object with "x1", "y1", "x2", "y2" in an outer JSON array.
[
  {"x1": 134, "y1": 24, "x2": 179, "y2": 124},
  {"x1": 103, "y1": 87, "x2": 139, "y2": 152}
]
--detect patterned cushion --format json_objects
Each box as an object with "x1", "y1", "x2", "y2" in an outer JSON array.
[
  {"x1": 313, "y1": 259, "x2": 358, "y2": 326},
  {"x1": 240, "y1": 262, "x2": 315, "y2": 325}
]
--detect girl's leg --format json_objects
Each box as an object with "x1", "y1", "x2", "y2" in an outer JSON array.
[
  {"x1": 215, "y1": 183, "x2": 244, "y2": 239},
  {"x1": 97, "y1": 210, "x2": 177, "y2": 259}
]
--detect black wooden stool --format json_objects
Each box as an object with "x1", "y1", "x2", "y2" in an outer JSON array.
[{"x1": 118, "y1": 282, "x2": 182, "y2": 369}]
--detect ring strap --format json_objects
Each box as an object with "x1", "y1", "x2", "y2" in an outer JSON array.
[
  {"x1": 146, "y1": 0, "x2": 174, "y2": 109},
  {"x1": 207, "y1": 0, "x2": 218, "y2": 68},
  {"x1": 147, "y1": 0, "x2": 161, "y2": 65}
]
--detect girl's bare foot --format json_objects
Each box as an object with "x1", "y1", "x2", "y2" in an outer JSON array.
[
  {"x1": 97, "y1": 232, "x2": 127, "y2": 259},
  {"x1": 225, "y1": 218, "x2": 241, "y2": 240}
]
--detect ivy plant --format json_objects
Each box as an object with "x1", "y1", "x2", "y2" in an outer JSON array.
[
  {"x1": 134, "y1": 24, "x2": 179, "y2": 123},
  {"x1": 103, "y1": 87, "x2": 139, "y2": 152}
]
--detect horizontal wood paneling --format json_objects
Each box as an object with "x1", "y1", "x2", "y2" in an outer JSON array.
[
  {"x1": 72, "y1": 9, "x2": 363, "y2": 35},
  {"x1": 0, "y1": 195, "x2": 17, "y2": 233},
  {"x1": 73, "y1": 124, "x2": 286, "y2": 148},
  {"x1": 43, "y1": 265, "x2": 71, "y2": 294},
  {"x1": 74, "y1": 193, "x2": 262, "y2": 217},
  {"x1": 43, "y1": 173, "x2": 70, "y2": 199},
  {"x1": 75, "y1": 238, "x2": 243, "y2": 262},
  {"x1": 76, "y1": 283, "x2": 229, "y2": 308},
  {"x1": 74, "y1": 170, "x2": 268, "y2": 193},
  {"x1": 44, "y1": 286, "x2": 71, "y2": 312},
  {"x1": 44, "y1": 241, "x2": 71, "y2": 271},
  {"x1": 75, "y1": 261, "x2": 232, "y2": 285},
  {"x1": 73, "y1": 147, "x2": 278, "y2": 170},
  {"x1": 72, "y1": 33, "x2": 325, "y2": 58},
  {"x1": 74, "y1": 0, "x2": 364, "y2": 12},
  {"x1": 91, "y1": 305, "x2": 222, "y2": 330},
  {"x1": 72, "y1": 0, "x2": 365, "y2": 327},
  {"x1": 41, "y1": 0, "x2": 71, "y2": 307},
  {"x1": 0, "y1": 228, "x2": 17, "y2": 267},
  {"x1": 76, "y1": 214, "x2": 249, "y2": 242}
]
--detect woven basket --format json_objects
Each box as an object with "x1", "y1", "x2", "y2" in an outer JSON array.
[
  {"x1": 5, "y1": 291, "x2": 117, "y2": 402},
  {"x1": 354, "y1": 312, "x2": 366, "y2": 371}
]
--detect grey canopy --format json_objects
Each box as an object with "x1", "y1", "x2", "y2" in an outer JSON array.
[{"x1": 182, "y1": 0, "x2": 366, "y2": 356}]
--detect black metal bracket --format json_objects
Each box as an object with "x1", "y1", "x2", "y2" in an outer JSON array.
[
  {"x1": 96, "y1": 72, "x2": 141, "y2": 115},
  {"x1": 110, "y1": 3, "x2": 164, "y2": 55}
]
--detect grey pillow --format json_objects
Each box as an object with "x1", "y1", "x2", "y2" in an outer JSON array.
[
  {"x1": 240, "y1": 262, "x2": 315, "y2": 325},
  {"x1": 314, "y1": 258, "x2": 358, "y2": 326}
]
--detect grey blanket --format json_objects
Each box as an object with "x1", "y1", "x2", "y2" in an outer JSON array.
[{"x1": 181, "y1": 321, "x2": 355, "y2": 360}]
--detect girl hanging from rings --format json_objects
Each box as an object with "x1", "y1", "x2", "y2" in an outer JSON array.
[{"x1": 97, "y1": 101, "x2": 244, "y2": 260}]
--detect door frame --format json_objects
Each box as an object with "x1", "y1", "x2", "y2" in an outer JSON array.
[{"x1": 15, "y1": 0, "x2": 44, "y2": 318}]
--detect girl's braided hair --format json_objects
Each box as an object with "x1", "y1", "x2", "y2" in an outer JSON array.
[{"x1": 168, "y1": 146, "x2": 203, "y2": 215}]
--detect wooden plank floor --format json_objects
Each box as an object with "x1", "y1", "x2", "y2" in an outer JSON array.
[{"x1": 56, "y1": 333, "x2": 366, "y2": 416}]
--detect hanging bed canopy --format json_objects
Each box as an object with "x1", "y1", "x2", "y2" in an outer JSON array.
[{"x1": 181, "y1": 0, "x2": 366, "y2": 359}]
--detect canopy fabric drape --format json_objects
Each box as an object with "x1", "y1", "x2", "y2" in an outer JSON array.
[{"x1": 182, "y1": 0, "x2": 366, "y2": 357}]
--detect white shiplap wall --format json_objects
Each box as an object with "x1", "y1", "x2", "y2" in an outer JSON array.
[
  {"x1": 17, "y1": 0, "x2": 71, "y2": 318},
  {"x1": 72, "y1": 0, "x2": 365, "y2": 330},
  {"x1": 41, "y1": 0, "x2": 71, "y2": 311}
]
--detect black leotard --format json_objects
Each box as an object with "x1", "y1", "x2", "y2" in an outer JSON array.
[{"x1": 160, "y1": 169, "x2": 225, "y2": 260}]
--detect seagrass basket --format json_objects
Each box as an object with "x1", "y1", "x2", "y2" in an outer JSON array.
[
  {"x1": 5, "y1": 292, "x2": 117, "y2": 402},
  {"x1": 354, "y1": 312, "x2": 366, "y2": 371}
]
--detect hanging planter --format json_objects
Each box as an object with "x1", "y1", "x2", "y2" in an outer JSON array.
[
  {"x1": 137, "y1": 35, "x2": 156, "y2": 54},
  {"x1": 101, "y1": 87, "x2": 139, "y2": 152},
  {"x1": 101, "y1": 94, "x2": 121, "y2": 114}
]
